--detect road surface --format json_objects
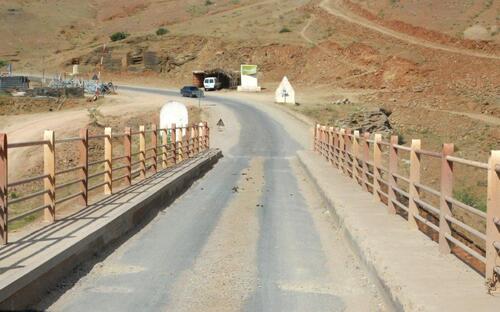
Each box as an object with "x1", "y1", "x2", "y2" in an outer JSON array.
[{"x1": 40, "y1": 87, "x2": 387, "y2": 311}]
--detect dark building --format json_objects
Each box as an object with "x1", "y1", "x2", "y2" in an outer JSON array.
[{"x1": 0, "y1": 76, "x2": 29, "y2": 91}]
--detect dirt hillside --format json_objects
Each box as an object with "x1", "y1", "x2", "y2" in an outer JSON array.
[{"x1": 1, "y1": 0, "x2": 499, "y2": 162}]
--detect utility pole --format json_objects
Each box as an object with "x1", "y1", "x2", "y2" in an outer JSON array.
[{"x1": 42, "y1": 56, "x2": 45, "y2": 87}]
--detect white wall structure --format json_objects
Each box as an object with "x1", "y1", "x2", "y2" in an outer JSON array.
[
  {"x1": 275, "y1": 76, "x2": 295, "y2": 104},
  {"x1": 160, "y1": 101, "x2": 189, "y2": 140},
  {"x1": 237, "y1": 64, "x2": 261, "y2": 92}
]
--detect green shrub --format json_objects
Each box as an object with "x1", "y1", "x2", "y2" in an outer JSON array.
[
  {"x1": 87, "y1": 107, "x2": 104, "y2": 127},
  {"x1": 454, "y1": 189, "x2": 486, "y2": 212},
  {"x1": 0, "y1": 59, "x2": 6, "y2": 68},
  {"x1": 205, "y1": 0, "x2": 213, "y2": 5},
  {"x1": 110, "y1": 32, "x2": 129, "y2": 42},
  {"x1": 156, "y1": 27, "x2": 169, "y2": 36},
  {"x1": 279, "y1": 27, "x2": 291, "y2": 33}
]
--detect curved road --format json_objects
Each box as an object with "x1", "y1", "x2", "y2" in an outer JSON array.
[
  {"x1": 320, "y1": 0, "x2": 500, "y2": 60},
  {"x1": 41, "y1": 87, "x2": 386, "y2": 311}
]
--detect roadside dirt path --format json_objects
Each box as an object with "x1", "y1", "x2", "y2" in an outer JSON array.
[{"x1": 320, "y1": 0, "x2": 500, "y2": 60}]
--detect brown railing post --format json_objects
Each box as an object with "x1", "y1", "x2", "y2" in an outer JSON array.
[
  {"x1": 345, "y1": 129, "x2": 352, "y2": 177},
  {"x1": 0, "y1": 133, "x2": 8, "y2": 244},
  {"x1": 409, "y1": 139, "x2": 421, "y2": 229},
  {"x1": 193, "y1": 123, "x2": 200, "y2": 155},
  {"x1": 186, "y1": 125, "x2": 192, "y2": 158},
  {"x1": 124, "y1": 127, "x2": 132, "y2": 186},
  {"x1": 172, "y1": 124, "x2": 177, "y2": 164},
  {"x1": 196, "y1": 124, "x2": 202, "y2": 153},
  {"x1": 313, "y1": 124, "x2": 318, "y2": 151},
  {"x1": 79, "y1": 128, "x2": 88, "y2": 206},
  {"x1": 43, "y1": 130, "x2": 56, "y2": 222},
  {"x1": 139, "y1": 125, "x2": 146, "y2": 179},
  {"x1": 362, "y1": 132, "x2": 370, "y2": 191},
  {"x1": 151, "y1": 124, "x2": 157, "y2": 173},
  {"x1": 332, "y1": 128, "x2": 337, "y2": 167},
  {"x1": 104, "y1": 127, "x2": 112, "y2": 195},
  {"x1": 198, "y1": 122, "x2": 205, "y2": 151},
  {"x1": 162, "y1": 128, "x2": 168, "y2": 169},
  {"x1": 353, "y1": 131, "x2": 360, "y2": 184},
  {"x1": 387, "y1": 135, "x2": 399, "y2": 214},
  {"x1": 373, "y1": 133, "x2": 382, "y2": 202},
  {"x1": 318, "y1": 126, "x2": 323, "y2": 157},
  {"x1": 191, "y1": 125, "x2": 197, "y2": 157},
  {"x1": 339, "y1": 128, "x2": 346, "y2": 174},
  {"x1": 178, "y1": 126, "x2": 184, "y2": 162},
  {"x1": 439, "y1": 143, "x2": 454, "y2": 254},
  {"x1": 486, "y1": 150, "x2": 500, "y2": 283},
  {"x1": 328, "y1": 127, "x2": 334, "y2": 164},
  {"x1": 324, "y1": 126, "x2": 328, "y2": 160},
  {"x1": 205, "y1": 121, "x2": 210, "y2": 149}
]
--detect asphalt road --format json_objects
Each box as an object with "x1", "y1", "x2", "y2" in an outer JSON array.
[{"x1": 42, "y1": 87, "x2": 385, "y2": 311}]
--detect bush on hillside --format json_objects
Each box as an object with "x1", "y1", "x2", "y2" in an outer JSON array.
[
  {"x1": 110, "y1": 32, "x2": 129, "y2": 42},
  {"x1": 156, "y1": 27, "x2": 169, "y2": 36}
]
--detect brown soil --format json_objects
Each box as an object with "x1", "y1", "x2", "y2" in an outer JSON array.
[{"x1": 0, "y1": 96, "x2": 90, "y2": 115}]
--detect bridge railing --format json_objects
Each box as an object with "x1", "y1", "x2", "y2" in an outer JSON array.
[
  {"x1": 314, "y1": 124, "x2": 500, "y2": 288},
  {"x1": 0, "y1": 122, "x2": 210, "y2": 245}
]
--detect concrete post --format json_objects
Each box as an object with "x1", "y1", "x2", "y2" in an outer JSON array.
[
  {"x1": 162, "y1": 128, "x2": 168, "y2": 169},
  {"x1": 79, "y1": 128, "x2": 88, "y2": 206},
  {"x1": 409, "y1": 139, "x2": 421, "y2": 229},
  {"x1": 486, "y1": 151, "x2": 500, "y2": 282},
  {"x1": 388, "y1": 135, "x2": 399, "y2": 214},
  {"x1": 172, "y1": 124, "x2": 177, "y2": 164},
  {"x1": 151, "y1": 124, "x2": 157, "y2": 174},
  {"x1": 104, "y1": 127, "x2": 112, "y2": 195},
  {"x1": 177, "y1": 126, "x2": 183, "y2": 162},
  {"x1": 373, "y1": 134, "x2": 382, "y2": 202},
  {"x1": 197, "y1": 122, "x2": 203, "y2": 152},
  {"x1": 332, "y1": 128, "x2": 338, "y2": 168},
  {"x1": 205, "y1": 121, "x2": 210, "y2": 149},
  {"x1": 186, "y1": 125, "x2": 191, "y2": 158},
  {"x1": 339, "y1": 129, "x2": 346, "y2": 174},
  {"x1": 345, "y1": 129, "x2": 352, "y2": 178},
  {"x1": 194, "y1": 124, "x2": 200, "y2": 154},
  {"x1": 353, "y1": 131, "x2": 360, "y2": 184},
  {"x1": 362, "y1": 132, "x2": 370, "y2": 192},
  {"x1": 329, "y1": 127, "x2": 334, "y2": 164},
  {"x1": 0, "y1": 133, "x2": 7, "y2": 244},
  {"x1": 43, "y1": 130, "x2": 56, "y2": 222},
  {"x1": 314, "y1": 124, "x2": 318, "y2": 152},
  {"x1": 124, "y1": 127, "x2": 132, "y2": 186},
  {"x1": 139, "y1": 126, "x2": 146, "y2": 179},
  {"x1": 439, "y1": 143, "x2": 454, "y2": 254}
]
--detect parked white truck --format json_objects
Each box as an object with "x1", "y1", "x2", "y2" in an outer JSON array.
[{"x1": 203, "y1": 77, "x2": 222, "y2": 91}]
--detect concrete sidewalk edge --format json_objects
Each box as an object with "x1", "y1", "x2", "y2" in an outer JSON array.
[
  {"x1": 296, "y1": 150, "x2": 498, "y2": 312},
  {"x1": 0, "y1": 149, "x2": 222, "y2": 310}
]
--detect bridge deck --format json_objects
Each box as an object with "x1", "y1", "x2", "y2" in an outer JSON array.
[{"x1": 0, "y1": 150, "x2": 221, "y2": 309}]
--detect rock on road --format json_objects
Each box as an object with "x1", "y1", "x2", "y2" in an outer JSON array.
[{"x1": 41, "y1": 87, "x2": 387, "y2": 311}]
